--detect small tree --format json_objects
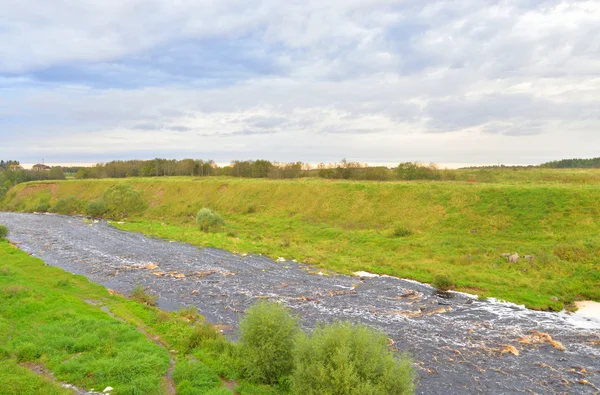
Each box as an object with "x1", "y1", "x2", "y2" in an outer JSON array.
[
  {"x1": 86, "y1": 199, "x2": 107, "y2": 217},
  {"x1": 196, "y1": 208, "x2": 224, "y2": 232},
  {"x1": 292, "y1": 321, "x2": 415, "y2": 395},
  {"x1": 102, "y1": 184, "x2": 147, "y2": 219},
  {"x1": 239, "y1": 301, "x2": 300, "y2": 385}
]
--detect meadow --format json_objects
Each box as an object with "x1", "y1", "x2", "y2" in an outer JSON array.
[{"x1": 2, "y1": 168, "x2": 600, "y2": 311}]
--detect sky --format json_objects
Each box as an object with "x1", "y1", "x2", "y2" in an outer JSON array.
[{"x1": 1, "y1": 0, "x2": 599, "y2": 167}]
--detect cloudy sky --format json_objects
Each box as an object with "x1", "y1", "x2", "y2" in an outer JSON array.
[{"x1": 1, "y1": 0, "x2": 599, "y2": 167}]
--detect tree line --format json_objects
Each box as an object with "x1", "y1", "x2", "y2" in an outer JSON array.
[
  {"x1": 73, "y1": 158, "x2": 460, "y2": 182},
  {"x1": 540, "y1": 157, "x2": 600, "y2": 168}
]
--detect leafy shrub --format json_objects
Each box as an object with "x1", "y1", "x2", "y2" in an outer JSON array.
[
  {"x1": 0, "y1": 186, "x2": 7, "y2": 201},
  {"x1": 50, "y1": 195, "x2": 81, "y2": 215},
  {"x1": 292, "y1": 321, "x2": 414, "y2": 395},
  {"x1": 239, "y1": 301, "x2": 300, "y2": 385},
  {"x1": 130, "y1": 285, "x2": 158, "y2": 306},
  {"x1": 35, "y1": 201, "x2": 50, "y2": 213},
  {"x1": 86, "y1": 199, "x2": 107, "y2": 217},
  {"x1": 0, "y1": 225, "x2": 7, "y2": 239},
  {"x1": 102, "y1": 184, "x2": 147, "y2": 219},
  {"x1": 196, "y1": 208, "x2": 225, "y2": 232},
  {"x1": 432, "y1": 274, "x2": 454, "y2": 291}
]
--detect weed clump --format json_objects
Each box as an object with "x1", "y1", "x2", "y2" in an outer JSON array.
[
  {"x1": 196, "y1": 208, "x2": 225, "y2": 232},
  {"x1": 130, "y1": 285, "x2": 158, "y2": 306},
  {"x1": 292, "y1": 321, "x2": 415, "y2": 395},
  {"x1": 86, "y1": 199, "x2": 107, "y2": 217},
  {"x1": 0, "y1": 225, "x2": 7, "y2": 239},
  {"x1": 432, "y1": 274, "x2": 454, "y2": 291},
  {"x1": 239, "y1": 301, "x2": 300, "y2": 385},
  {"x1": 392, "y1": 225, "x2": 413, "y2": 238}
]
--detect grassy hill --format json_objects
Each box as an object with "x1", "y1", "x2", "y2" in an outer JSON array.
[{"x1": 2, "y1": 173, "x2": 600, "y2": 310}]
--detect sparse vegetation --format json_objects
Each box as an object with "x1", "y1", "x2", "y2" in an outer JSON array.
[
  {"x1": 0, "y1": 225, "x2": 7, "y2": 239},
  {"x1": 432, "y1": 274, "x2": 454, "y2": 291},
  {"x1": 292, "y1": 321, "x2": 414, "y2": 395},
  {"x1": 196, "y1": 208, "x2": 225, "y2": 232},
  {"x1": 130, "y1": 285, "x2": 158, "y2": 306}
]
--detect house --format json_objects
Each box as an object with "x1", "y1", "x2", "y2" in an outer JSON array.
[
  {"x1": 9, "y1": 164, "x2": 23, "y2": 171},
  {"x1": 32, "y1": 163, "x2": 51, "y2": 171}
]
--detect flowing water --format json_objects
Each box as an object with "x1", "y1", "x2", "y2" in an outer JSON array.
[{"x1": 0, "y1": 212, "x2": 598, "y2": 394}]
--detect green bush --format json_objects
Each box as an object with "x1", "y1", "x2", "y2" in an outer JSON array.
[
  {"x1": 102, "y1": 184, "x2": 147, "y2": 219},
  {"x1": 50, "y1": 195, "x2": 81, "y2": 215},
  {"x1": 292, "y1": 321, "x2": 414, "y2": 395},
  {"x1": 239, "y1": 301, "x2": 300, "y2": 385},
  {"x1": 85, "y1": 199, "x2": 107, "y2": 217},
  {"x1": 432, "y1": 274, "x2": 454, "y2": 291},
  {"x1": 196, "y1": 208, "x2": 225, "y2": 232},
  {"x1": 0, "y1": 186, "x2": 8, "y2": 201},
  {"x1": 0, "y1": 225, "x2": 8, "y2": 239},
  {"x1": 35, "y1": 201, "x2": 50, "y2": 213},
  {"x1": 130, "y1": 285, "x2": 158, "y2": 306}
]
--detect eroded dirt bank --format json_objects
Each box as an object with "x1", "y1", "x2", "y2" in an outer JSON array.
[{"x1": 0, "y1": 212, "x2": 598, "y2": 394}]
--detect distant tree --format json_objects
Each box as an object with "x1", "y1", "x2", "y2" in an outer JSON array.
[{"x1": 48, "y1": 167, "x2": 66, "y2": 180}]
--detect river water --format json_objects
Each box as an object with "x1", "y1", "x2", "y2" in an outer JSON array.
[{"x1": 0, "y1": 212, "x2": 598, "y2": 394}]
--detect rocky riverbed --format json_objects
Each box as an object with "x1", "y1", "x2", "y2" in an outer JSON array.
[{"x1": 0, "y1": 212, "x2": 598, "y2": 394}]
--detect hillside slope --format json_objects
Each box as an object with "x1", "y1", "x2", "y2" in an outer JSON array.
[{"x1": 2, "y1": 177, "x2": 599, "y2": 310}]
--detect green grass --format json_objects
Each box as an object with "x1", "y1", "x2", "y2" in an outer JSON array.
[
  {"x1": 2, "y1": 171, "x2": 600, "y2": 310},
  {"x1": 0, "y1": 240, "x2": 276, "y2": 395}
]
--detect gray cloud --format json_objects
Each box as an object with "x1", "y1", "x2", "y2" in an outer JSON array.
[{"x1": 0, "y1": 0, "x2": 599, "y2": 165}]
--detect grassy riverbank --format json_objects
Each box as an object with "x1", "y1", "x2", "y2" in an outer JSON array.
[
  {"x1": 2, "y1": 172, "x2": 600, "y2": 310},
  {"x1": 0, "y1": 240, "x2": 278, "y2": 395}
]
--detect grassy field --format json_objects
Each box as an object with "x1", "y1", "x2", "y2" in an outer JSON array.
[
  {"x1": 0, "y1": 239, "x2": 282, "y2": 395},
  {"x1": 2, "y1": 169, "x2": 600, "y2": 311}
]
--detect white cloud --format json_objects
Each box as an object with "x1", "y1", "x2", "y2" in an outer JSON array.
[{"x1": 0, "y1": 0, "x2": 599, "y2": 164}]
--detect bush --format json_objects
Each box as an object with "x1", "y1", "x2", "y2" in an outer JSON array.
[
  {"x1": 0, "y1": 225, "x2": 8, "y2": 239},
  {"x1": 130, "y1": 285, "x2": 158, "y2": 306},
  {"x1": 432, "y1": 274, "x2": 454, "y2": 291},
  {"x1": 35, "y1": 201, "x2": 50, "y2": 213},
  {"x1": 196, "y1": 208, "x2": 225, "y2": 232},
  {"x1": 239, "y1": 301, "x2": 300, "y2": 385},
  {"x1": 292, "y1": 321, "x2": 414, "y2": 395},
  {"x1": 102, "y1": 184, "x2": 147, "y2": 219},
  {"x1": 86, "y1": 199, "x2": 107, "y2": 217},
  {"x1": 50, "y1": 195, "x2": 81, "y2": 215}
]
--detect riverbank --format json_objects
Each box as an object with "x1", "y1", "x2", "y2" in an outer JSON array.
[{"x1": 1, "y1": 212, "x2": 599, "y2": 394}]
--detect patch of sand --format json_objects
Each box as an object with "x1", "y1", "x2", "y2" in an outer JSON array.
[{"x1": 575, "y1": 301, "x2": 600, "y2": 321}]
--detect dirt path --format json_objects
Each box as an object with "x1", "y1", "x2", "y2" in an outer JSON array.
[{"x1": 1, "y1": 212, "x2": 599, "y2": 394}]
